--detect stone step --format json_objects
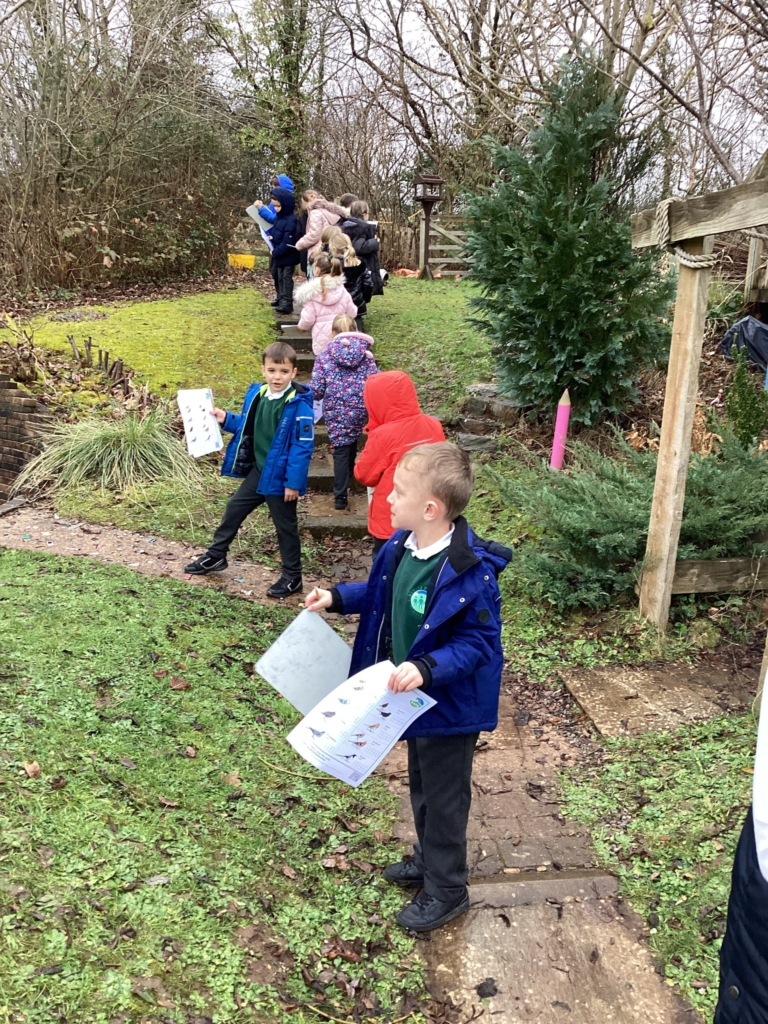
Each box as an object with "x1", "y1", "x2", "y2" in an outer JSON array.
[
  {"x1": 278, "y1": 327, "x2": 312, "y2": 352},
  {"x1": 307, "y1": 465, "x2": 364, "y2": 492},
  {"x1": 302, "y1": 492, "x2": 369, "y2": 539},
  {"x1": 296, "y1": 352, "x2": 315, "y2": 373},
  {"x1": 313, "y1": 425, "x2": 367, "y2": 449}
]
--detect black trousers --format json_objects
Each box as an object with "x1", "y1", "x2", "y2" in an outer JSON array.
[
  {"x1": 332, "y1": 439, "x2": 358, "y2": 500},
  {"x1": 274, "y1": 265, "x2": 294, "y2": 308},
  {"x1": 208, "y1": 465, "x2": 301, "y2": 577},
  {"x1": 407, "y1": 732, "x2": 479, "y2": 902},
  {"x1": 371, "y1": 536, "x2": 386, "y2": 557}
]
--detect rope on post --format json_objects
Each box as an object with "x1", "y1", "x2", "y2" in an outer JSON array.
[{"x1": 655, "y1": 197, "x2": 718, "y2": 268}]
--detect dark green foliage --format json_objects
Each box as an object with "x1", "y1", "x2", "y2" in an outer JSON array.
[
  {"x1": 467, "y1": 60, "x2": 674, "y2": 425},
  {"x1": 493, "y1": 429, "x2": 768, "y2": 609},
  {"x1": 726, "y1": 347, "x2": 768, "y2": 448}
]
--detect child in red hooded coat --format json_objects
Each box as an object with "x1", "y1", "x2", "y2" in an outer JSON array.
[{"x1": 354, "y1": 371, "x2": 445, "y2": 554}]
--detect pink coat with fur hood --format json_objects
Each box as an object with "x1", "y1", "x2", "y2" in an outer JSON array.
[
  {"x1": 295, "y1": 276, "x2": 358, "y2": 354},
  {"x1": 294, "y1": 198, "x2": 342, "y2": 258}
]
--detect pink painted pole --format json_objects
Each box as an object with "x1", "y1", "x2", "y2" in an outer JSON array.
[{"x1": 549, "y1": 388, "x2": 571, "y2": 470}]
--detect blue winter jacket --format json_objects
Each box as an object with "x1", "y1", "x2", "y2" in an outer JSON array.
[
  {"x1": 331, "y1": 517, "x2": 512, "y2": 738},
  {"x1": 220, "y1": 381, "x2": 314, "y2": 495},
  {"x1": 258, "y1": 174, "x2": 295, "y2": 225},
  {"x1": 268, "y1": 188, "x2": 301, "y2": 268}
]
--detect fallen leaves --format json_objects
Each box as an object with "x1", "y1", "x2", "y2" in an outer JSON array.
[
  {"x1": 158, "y1": 795, "x2": 179, "y2": 808},
  {"x1": 119, "y1": 757, "x2": 137, "y2": 770},
  {"x1": 321, "y1": 852, "x2": 351, "y2": 871},
  {"x1": 221, "y1": 770, "x2": 242, "y2": 787},
  {"x1": 281, "y1": 864, "x2": 297, "y2": 880},
  {"x1": 23, "y1": 761, "x2": 41, "y2": 778},
  {"x1": 169, "y1": 676, "x2": 190, "y2": 691},
  {"x1": 49, "y1": 775, "x2": 67, "y2": 790}
]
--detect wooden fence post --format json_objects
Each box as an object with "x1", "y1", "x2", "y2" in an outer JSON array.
[{"x1": 638, "y1": 235, "x2": 714, "y2": 630}]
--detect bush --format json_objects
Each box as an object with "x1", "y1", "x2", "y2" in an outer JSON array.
[
  {"x1": 493, "y1": 428, "x2": 768, "y2": 609},
  {"x1": 726, "y1": 347, "x2": 768, "y2": 448},
  {"x1": 467, "y1": 60, "x2": 674, "y2": 426},
  {"x1": 15, "y1": 409, "x2": 202, "y2": 494}
]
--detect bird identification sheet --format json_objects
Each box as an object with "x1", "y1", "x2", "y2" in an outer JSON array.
[
  {"x1": 287, "y1": 660, "x2": 436, "y2": 787},
  {"x1": 177, "y1": 388, "x2": 224, "y2": 458},
  {"x1": 246, "y1": 205, "x2": 274, "y2": 251}
]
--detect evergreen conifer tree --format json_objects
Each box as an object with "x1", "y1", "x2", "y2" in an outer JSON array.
[{"x1": 467, "y1": 60, "x2": 674, "y2": 425}]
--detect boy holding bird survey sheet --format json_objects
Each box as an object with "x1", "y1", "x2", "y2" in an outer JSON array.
[{"x1": 305, "y1": 442, "x2": 512, "y2": 932}]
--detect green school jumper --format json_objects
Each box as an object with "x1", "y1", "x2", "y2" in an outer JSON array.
[
  {"x1": 252, "y1": 391, "x2": 288, "y2": 471},
  {"x1": 391, "y1": 550, "x2": 442, "y2": 664}
]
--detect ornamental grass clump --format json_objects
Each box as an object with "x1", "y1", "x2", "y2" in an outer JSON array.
[{"x1": 15, "y1": 408, "x2": 201, "y2": 494}]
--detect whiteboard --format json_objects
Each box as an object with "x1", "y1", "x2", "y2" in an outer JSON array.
[{"x1": 255, "y1": 609, "x2": 352, "y2": 715}]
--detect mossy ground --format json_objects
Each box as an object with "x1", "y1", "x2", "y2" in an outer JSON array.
[
  {"x1": 0, "y1": 548, "x2": 422, "y2": 1023},
  {"x1": 365, "y1": 278, "x2": 494, "y2": 416},
  {"x1": 31, "y1": 287, "x2": 275, "y2": 407}
]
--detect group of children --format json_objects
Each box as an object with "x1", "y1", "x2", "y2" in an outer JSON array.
[
  {"x1": 185, "y1": 344, "x2": 513, "y2": 931},
  {"x1": 182, "y1": 265, "x2": 512, "y2": 930},
  {"x1": 252, "y1": 174, "x2": 383, "y2": 321}
]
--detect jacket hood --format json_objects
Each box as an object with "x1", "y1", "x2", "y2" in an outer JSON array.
[
  {"x1": 275, "y1": 174, "x2": 294, "y2": 190},
  {"x1": 271, "y1": 187, "x2": 295, "y2": 216},
  {"x1": 325, "y1": 332, "x2": 374, "y2": 369},
  {"x1": 294, "y1": 275, "x2": 348, "y2": 307},
  {"x1": 364, "y1": 370, "x2": 420, "y2": 430},
  {"x1": 311, "y1": 197, "x2": 348, "y2": 218}
]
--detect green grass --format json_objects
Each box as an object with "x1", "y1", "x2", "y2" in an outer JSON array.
[
  {"x1": 31, "y1": 288, "x2": 276, "y2": 407},
  {"x1": 560, "y1": 715, "x2": 755, "y2": 1017},
  {"x1": 366, "y1": 278, "x2": 493, "y2": 416},
  {"x1": 0, "y1": 549, "x2": 422, "y2": 1023}
]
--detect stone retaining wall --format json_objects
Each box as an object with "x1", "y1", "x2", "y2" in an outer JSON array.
[{"x1": 0, "y1": 374, "x2": 52, "y2": 500}]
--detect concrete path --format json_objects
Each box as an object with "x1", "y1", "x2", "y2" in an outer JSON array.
[{"x1": 385, "y1": 695, "x2": 702, "y2": 1024}]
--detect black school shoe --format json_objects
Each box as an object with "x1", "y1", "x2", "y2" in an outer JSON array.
[
  {"x1": 267, "y1": 575, "x2": 303, "y2": 598},
  {"x1": 334, "y1": 495, "x2": 348, "y2": 510},
  {"x1": 396, "y1": 890, "x2": 470, "y2": 932},
  {"x1": 275, "y1": 305, "x2": 294, "y2": 314},
  {"x1": 270, "y1": 299, "x2": 280, "y2": 307},
  {"x1": 185, "y1": 553, "x2": 228, "y2": 575},
  {"x1": 383, "y1": 860, "x2": 424, "y2": 888}
]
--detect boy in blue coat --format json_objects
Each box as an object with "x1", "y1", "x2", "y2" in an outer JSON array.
[
  {"x1": 267, "y1": 187, "x2": 301, "y2": 314},
  {"x1": 254, "y1": 173, "x2": 294, "y2": 226},
  {"x1": 306, "y1": 442, "x2": 512, "y2": 930},
  {"x1": 185, "y1": 341, "x2": 314, "y2": 598}
]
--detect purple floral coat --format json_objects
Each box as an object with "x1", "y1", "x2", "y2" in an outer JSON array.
[{"x1": 310, "y1": 332, "x2": 378, "y2": 446}]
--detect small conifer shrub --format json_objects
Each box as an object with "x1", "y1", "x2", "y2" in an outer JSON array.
[
  {"x1": 725, "y1": 347, "x2": 768, "y2": 449},
  {"x1": 467, "y1": 60, "x2": 674, "y2": 426}
]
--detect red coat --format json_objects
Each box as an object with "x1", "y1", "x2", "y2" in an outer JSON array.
[{"x1": 354, "y1": 371, "x2": 445, "y2": 540}]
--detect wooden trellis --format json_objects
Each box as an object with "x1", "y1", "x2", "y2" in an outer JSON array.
[{"x1": 631, "y1": 172, "x2": 768, "y2": 630}]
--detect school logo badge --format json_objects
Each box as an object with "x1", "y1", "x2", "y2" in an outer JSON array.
[
  {"x1": 410, "y1": 697, "x2": 424, "y2": 708},
  {"x1": 410, "y1": 588, "x2": 427, "y2": 614}
]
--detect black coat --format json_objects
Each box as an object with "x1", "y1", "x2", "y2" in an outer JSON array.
[
  {"x1": 715, "y1": 809, "x2": 768, "y2": 1024},
  {"x1": 341, "y1": 258, "x2": 373, "y2": 317},
  {"x1": 340, "y1": 217, "x2": 383, "y2": 296},
  {"x1": 268, "y1": 187, "x2": 300, "y2": 268}
]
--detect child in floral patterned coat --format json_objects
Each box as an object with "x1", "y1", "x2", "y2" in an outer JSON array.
[{"x1": 310, "y1": 315, "x2": 378, "y2": 509}]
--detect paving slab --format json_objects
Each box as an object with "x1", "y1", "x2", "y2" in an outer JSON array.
[
  {"x1": 427, "y1": 898, "x2": 700, "y2": 1024},
  {"x1": 559, "y1": 665, "x2": 723, "y2": 737}
]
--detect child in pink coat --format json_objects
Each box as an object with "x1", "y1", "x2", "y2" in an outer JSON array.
[{"x1": 295, "y1": 254, "x2": 358, "y2": 355}]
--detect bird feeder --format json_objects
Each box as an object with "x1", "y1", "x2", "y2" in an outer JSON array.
[{"x1": 414, "y1": 172, "x2": 444, "y2": 279}]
